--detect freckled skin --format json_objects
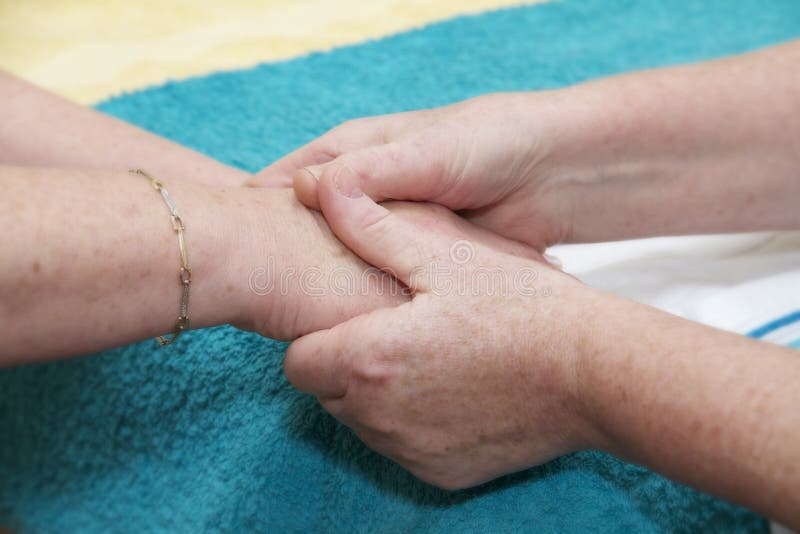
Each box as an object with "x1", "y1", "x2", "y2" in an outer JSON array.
[
  {"x1": 285, "y1": 171, "x2": 587, "y2": 489},
  {"x1": 0, "y1": 70, "x2": 264, "y2": 360},
  {"x1": 281, "y1": 40, "x2": 800, "y2": 527},
  {"x1": 289, "y1": 190, "x2": 800, "y2": 524}
]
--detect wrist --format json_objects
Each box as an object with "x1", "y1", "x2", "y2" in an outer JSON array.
[
  {"x1": 547, "y1": 280, "x2": 625, "y2": 453},
  {"x1": 512, "y1": 272, "x2": 614, "y2": 455},
  {"x1": 565, "y1": 285, "x2": 682, "y2": 459},
  {"x1": 165, "y1": 181, "x2": 249, "y2": 331},
  {"x1": 147, "y1": 184, "x2": 312, "y2": 338},
  {"x1": 529, "y1": 84, "x2": 685, "y2": 244},
  {"x1": 462, "y1": 90, "x2": 654, "y2": 246}
]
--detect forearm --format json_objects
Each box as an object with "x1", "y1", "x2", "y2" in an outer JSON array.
[
  {"x1": 573, "y1": 289, "x2": 800, "y2": 526},
  {"x1": 537, "y1": 39, "x2": 800, "y2": 241},
  {"x1": 0, "y1": 71, "x2": 249, "y2": 187},
  {"x1": 0, "y1": 166, "x2": 405, "y2": 365},
  {"x1": 0, "y1": 166, "x2": 243, "y2": 364}
]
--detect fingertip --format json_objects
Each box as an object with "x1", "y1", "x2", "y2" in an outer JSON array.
[
  {"x1": 293, "y1": 168, "x2": 322, "y2": 210},
  {"x1": 316, "y1": 163, "x2": 361, "y2": 215}
]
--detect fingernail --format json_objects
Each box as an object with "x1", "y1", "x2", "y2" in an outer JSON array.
[
  {"x1": 543, "y1": 253, "x2": 563, "y2": 270},
  {"x1": 302, "y1": 166, "x2": 322, "y2": 181},
  {"x1": 333, "y1": 166, "x2": 363, "y2": 198}
]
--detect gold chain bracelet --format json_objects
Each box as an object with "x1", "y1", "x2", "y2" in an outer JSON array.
[{"x1": 130, "y1": 169, "x2": 191, "y2": 346}]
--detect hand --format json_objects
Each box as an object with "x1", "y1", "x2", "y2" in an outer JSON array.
[
  {"x1": 258, "y1": 43, "x2": 800, "y2": 243},
  {"x1": 283, "y1": 164, "x2": 598, "y2": 489},
  {"x1": 249, "y1": 93, "x2": 570, "y2": 251},
  {"x1": 226, "y1": 188, "x2": 544, "y2": 341}
]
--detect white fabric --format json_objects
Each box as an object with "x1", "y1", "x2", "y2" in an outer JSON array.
[{"x1": 551, "y1": 231, "x2": 800, "y2": 336}]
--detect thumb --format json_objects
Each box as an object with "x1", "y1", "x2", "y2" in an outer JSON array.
[
  {"x1": 293, "y1": 141, "x2": 451, "y2": 211},
  {"x1": 284, "y1": 307, "x2": 397, "y2": 399},
  {"x1": 284, "y1": 326, "x2": 348, "y2": 398},
  {"x1": 315, "y1": 162, "x2": 452, "y2": 290}
]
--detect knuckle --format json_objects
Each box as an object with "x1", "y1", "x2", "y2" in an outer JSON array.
[
  {"x1": 317, "y1": 118, "x2": 371, "y2": 158},
  {"x1": 350, "y1": 205, "x2": 394, "y2": 248},
  {"x1": 325, "y1": 118, "x2": 373, "y2": 153},
  {"x1": 339, "y1": 141, "x2": 405, "y2": 184},
  {"x1": 350, "y1": 350, "x2": 390, "y2": 386},
  {"x1": 380, "y1": 140, "x2": 407, "y2": 166},
  {"x1": 347, "y1": 331, "x2": 398, "y2": 387}
]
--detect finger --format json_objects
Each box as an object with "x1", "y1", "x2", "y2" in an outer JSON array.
[
  {"x1": 378, "y1": 200, "x2": 548, "y2": 264},
  {"x1": 247, "y1": 142, "x2": 332, "y2": 188},
  {"x1": 424, "y1": 203, "x2": 547, "y2": 264},
  {"x1": 455, "y1": 221, "x2": 546, "y2": 264},
  {"x1": 296, "y1": 185, "x2": 547, "y2": 263},
  {"x1": 293, "y1": 167, "x2": 322, "y2": 210},
  {"x1": 292, "y1": 139, "x2": 454, "y2": 211},
  {"x1": 315, "y1": 163, "x2": 455, "y2": 289},
  {"x1": 284, "y1": 305, "x2": 402, "y2": 399},
  {"x1": 247, "y1": 113, "x2": 413, "y2": 188},
  {"x1": 284, "y1": 326, "x2": 349, "y2": 398}
]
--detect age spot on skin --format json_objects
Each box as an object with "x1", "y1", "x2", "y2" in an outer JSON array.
[{"x1": 31, "y1": 260, "x2": 40, "y2": 273}]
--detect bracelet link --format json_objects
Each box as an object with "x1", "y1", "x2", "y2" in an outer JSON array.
[
  {"x1": 171, "y1": 214, "x2": 185, "y2": 231},
  {"x1": 180, "y1": 267, "x2": 192, "y2": 285},
  {"x1": 175, "y1": 315, "x2": 190, "y2": 331}
]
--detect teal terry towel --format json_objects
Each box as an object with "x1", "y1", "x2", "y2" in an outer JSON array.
[{"x1": 3, "y1": 0, "x2": 800, "y2": 531}]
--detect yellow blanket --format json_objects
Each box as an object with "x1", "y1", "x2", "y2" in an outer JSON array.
[{"x1": 0, "y1": 0, "x2": 538, "y2": 104}]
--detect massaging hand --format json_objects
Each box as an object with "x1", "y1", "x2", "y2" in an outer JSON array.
[
  {"x1": 250, "y1": 94, "x2": 569, "y2": 251},
  {"x1": 257, "y1": 41, "x2": 800, "y2": 248},
  {"x1": 285, "y1": 164, "x2": 800, "y2": 529},
  {"x1": 283, "y1": 164, "x2": 589, "y2": 489}
]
